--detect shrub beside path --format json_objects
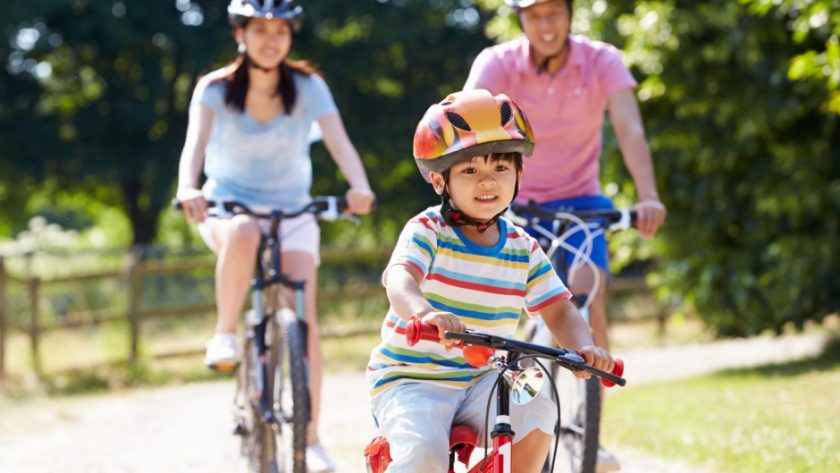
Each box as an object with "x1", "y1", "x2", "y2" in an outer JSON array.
[{"x1": 0, "y1": 331, "x2": 830, "y2": 472}]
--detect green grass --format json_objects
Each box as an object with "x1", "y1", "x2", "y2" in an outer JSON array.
[{"x1": 602, "y1": 338, "x2": 840, "y2": 473}]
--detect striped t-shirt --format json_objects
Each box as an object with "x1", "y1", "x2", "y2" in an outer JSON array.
[{"x1": 367, "y1": 207, "x2": 571, "y2": 398}]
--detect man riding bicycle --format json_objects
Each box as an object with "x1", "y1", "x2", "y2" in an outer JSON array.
[{"x1": 465, "y1": 1, "x2": 666, "y2": 470}]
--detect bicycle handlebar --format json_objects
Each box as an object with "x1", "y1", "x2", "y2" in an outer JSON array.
[
  {"x1": 508, "y1": 203, "x2": 637, "y2": 232},
  {"x1": 405, "y1": 317, "x2": 625, "y2": 387},
  {"x1": 171, "y1": 196, "x2": 353, "y2": 222}
]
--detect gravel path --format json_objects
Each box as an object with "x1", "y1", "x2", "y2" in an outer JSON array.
[{"x1": 0, "y1": 331, "x2": 829, "y2": 473}]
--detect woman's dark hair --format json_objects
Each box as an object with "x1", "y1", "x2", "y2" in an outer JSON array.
[{"x1": 219, "y1": 55, "x2": 317, "y2": 115}]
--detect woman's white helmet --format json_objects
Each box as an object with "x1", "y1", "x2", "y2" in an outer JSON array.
[{"x1": 228, "y1": 0, "x2": 303, "y2": 31}]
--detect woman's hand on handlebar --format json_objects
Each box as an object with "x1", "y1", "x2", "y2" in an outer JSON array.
[
  {"x1": 345, "y1": 187, "x2": 376, "y2": 215},
  {"x1": 574, "y1": 345, "x2": 615, "y2": 380},
  {"x1": 176, "y1": 187, "x2": 208, "y2": 224},
  {"x1": 419, "y1": 311, "x2": 466, "y2": 350}
]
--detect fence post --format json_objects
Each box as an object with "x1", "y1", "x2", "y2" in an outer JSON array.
[
  {"x1": 126, "y1": 247, "x2": 143, "y2": 365},
  {"x1": 0, "y1": 256, "x2": 7, "y2": 384},
  {"x1": 28, "y1": 276, "x2": 42, "y2": 378}
]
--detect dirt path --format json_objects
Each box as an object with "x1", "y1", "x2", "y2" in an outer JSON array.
[{"x1": 0, "y1": 331, "x2": 829, "y2": 473}]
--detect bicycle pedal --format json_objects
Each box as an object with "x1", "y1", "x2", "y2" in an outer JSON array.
[
  {"x1": 207, "y1": 361, "x2": 239, "y2": 373},
  {"x1": 232, "y1": 422, "x2": 247, "y2": 436}
]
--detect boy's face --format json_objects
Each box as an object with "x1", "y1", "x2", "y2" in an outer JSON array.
[{"x1": 430, "y1": 155, "x2": 520, "y2": 221}]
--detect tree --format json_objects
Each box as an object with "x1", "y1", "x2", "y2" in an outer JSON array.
[
  {"x1": 3, "y1": 0, "x2": 495, "y2": 246},
  {"x1": 476, "y1": 0, "x2": 839, "y2": 335}
]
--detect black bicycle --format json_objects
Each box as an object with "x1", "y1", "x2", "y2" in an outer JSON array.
[
  {"x1": 176, "y1": 196, "x2": 352, "y2": 473},
  {"x1": 509, "y1": 202, "x2": 637, "y2": 473}
]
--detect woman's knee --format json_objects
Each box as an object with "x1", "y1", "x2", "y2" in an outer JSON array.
[{"x1": 222, "y1": 217, "x2": 260, "y2": 250}]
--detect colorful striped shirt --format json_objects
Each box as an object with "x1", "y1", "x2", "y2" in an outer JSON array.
[{"x1": 367, "y1": 207, "x2": 571, "y2": 398}]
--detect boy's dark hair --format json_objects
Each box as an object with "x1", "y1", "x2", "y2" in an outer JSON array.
[{"x1": 441, "y1": 152, "x2": 524, "y2": 182}]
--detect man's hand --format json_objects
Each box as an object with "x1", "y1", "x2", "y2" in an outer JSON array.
[{"x1": 634, "y1": 199, "x2": 666, "y2": 239}]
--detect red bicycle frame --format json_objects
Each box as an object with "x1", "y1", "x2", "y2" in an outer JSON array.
[{"x1": 365, "y1": 317, "x2": 625, "y2": 473}]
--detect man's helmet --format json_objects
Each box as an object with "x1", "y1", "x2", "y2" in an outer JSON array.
[
  {"x1": 228, "y1": 0, "x2": 303, "y2": 31},
  {"x1": 413, "y1": 89, "x2": 534, "y2": 183}
]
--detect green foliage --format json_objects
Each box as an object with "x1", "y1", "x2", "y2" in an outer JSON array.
[
  {"x1": 614, "y1": 0, "x2": 838, "y2": 335},
  {"x1": 604, "y1": 338, "x2": 840, "y2": 473},
  {"x1": 3, "y1": 0, "x2": 838, "y2": 336}
]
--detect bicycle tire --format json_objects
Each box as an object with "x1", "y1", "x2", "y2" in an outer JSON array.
[
  {"x1": 557, "y1": 373, "x2": 601, "y2": 473},
  {"x1": 526, "y1": 319, "x2": 601, "y2": 473},
  {"x1": 240, "y1": 322, "x2": 282, "y2": 473},
  {"x1": 274, "y1": 308, "x2": 309, "y2": 473}
]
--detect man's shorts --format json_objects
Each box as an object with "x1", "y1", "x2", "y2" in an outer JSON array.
[{"x1": 520, "y1": 194, "x2": 614, "y2": 276}]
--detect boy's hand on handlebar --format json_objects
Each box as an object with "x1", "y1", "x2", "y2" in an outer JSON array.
[
  {"x1": 345, "y1": 187, "x2": 376, "y2": 215},
  {"x1": 633, "y1": 199, "x2": 666, "y2": 239},
  {"x1": 176, "y1": 187, "x2": 208, "y2": 224},
  {"x1": 420, "y1": 312, "x2": 465, "y2": 350},
  {"x1": 574, "y1": 345, "x2": 615, "y2": 380}
]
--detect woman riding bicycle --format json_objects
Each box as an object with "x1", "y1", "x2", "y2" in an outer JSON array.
[
  {"x1": 175, "y1": 1, "x2": 375, "y2": 471},
  {"x1": 464, "y1": 1, "x2": 665, "y2": 468},
  {"x1": 366, "y1": 89, "x2": 615, "y2": 472}
]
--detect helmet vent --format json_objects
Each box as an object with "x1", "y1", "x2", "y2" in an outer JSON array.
[
  {"x1": 500, "y1": 102, "x2": 512, "y2": 125},
  {"x1": 446, "y1": 112, "x2": 471, "y2": 131}
]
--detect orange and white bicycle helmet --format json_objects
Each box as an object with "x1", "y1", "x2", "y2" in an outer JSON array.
[
  {"x1": 413, "y1": 89, "x2": 535, "y2": 183},
  {"x1": 228, "y1": 0, "x2": 303, "y2": 31}
]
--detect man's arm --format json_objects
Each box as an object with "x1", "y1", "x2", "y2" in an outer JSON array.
[{"x1": 608, "y1": 88, "x2": 666, "y2": 238}]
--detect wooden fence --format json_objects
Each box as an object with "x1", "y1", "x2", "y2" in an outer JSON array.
[{"x1": 0, "y1": 247, "x2": 664, "y2": 383}]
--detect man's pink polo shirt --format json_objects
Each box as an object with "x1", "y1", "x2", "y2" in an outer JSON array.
[{"x1": 465, "y1": 35, "x2": 637, "y2": 203}]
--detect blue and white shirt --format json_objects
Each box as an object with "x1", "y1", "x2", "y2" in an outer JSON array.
[{"x1": 192, "y1": 72, "x2": 337, "y2": 210}]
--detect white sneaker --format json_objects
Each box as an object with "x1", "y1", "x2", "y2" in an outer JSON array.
[
  {"x1": 306, "y1": 443, "x2": 336, "y2": 473},
  {"x1": 204, "y1": 332, "x2": 240, "y2": 372},
  {"x1": 596, "y1": 445, "x2": 621, "y2": 472}
]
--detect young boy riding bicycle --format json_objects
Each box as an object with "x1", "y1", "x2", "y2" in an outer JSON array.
[{"x1": 366, "y1": 89, "x2": 616, "y2": 472}]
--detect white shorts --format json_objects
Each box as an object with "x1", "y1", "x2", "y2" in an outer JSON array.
[
  {"x1": 369, "y1": 372, "x2": 557, "y2": 472},
  {"x1": 197, "y1": 212, "x2": 321, "y2": 266}
]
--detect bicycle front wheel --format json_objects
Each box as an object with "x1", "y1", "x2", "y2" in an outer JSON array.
[
  {"x1": 240, "y1": 316, "x2": 282, "y2": 473},
  {"x1": 557, "y1": 370, "x2": 601, "y2": 473},
  {"x1": 273, "y1": 308, "x2": 310, "y2": 473}
]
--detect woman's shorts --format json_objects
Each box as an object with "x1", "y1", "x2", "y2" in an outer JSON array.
[{"x1": 198, "y1": 211, "x2": 321, "y2": 266}]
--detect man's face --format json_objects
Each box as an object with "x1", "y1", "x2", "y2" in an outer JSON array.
[{"x1": 519, "y1": 0, "x2": 571, "y2": 60}]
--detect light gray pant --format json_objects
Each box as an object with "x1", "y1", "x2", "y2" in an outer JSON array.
[{"x1": 370, "y1": 372, "x2": 557, "y2": 473}]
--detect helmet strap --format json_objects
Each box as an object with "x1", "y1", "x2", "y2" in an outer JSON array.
[{"x1": 437, "y1": 171, "x2": 521, "y2": 233}]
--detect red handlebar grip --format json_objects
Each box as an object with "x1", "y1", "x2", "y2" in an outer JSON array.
[
  {"x1": 601, "y1": 358, "x2": 624, "y2": 387},
  {"x1": 405, "y1": 316, "x2": 442, "y2": 346}
]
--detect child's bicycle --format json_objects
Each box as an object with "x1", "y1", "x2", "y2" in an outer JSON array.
[
  {"x1": 508, "y1": 202, "x2": 637, "y2": 473},
  {"x1": 175, "y1": 196, "x2": 353, "y2": 473},
  {"x1": 364, "y1": 317, "x2": 625, "y2": 473}
]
